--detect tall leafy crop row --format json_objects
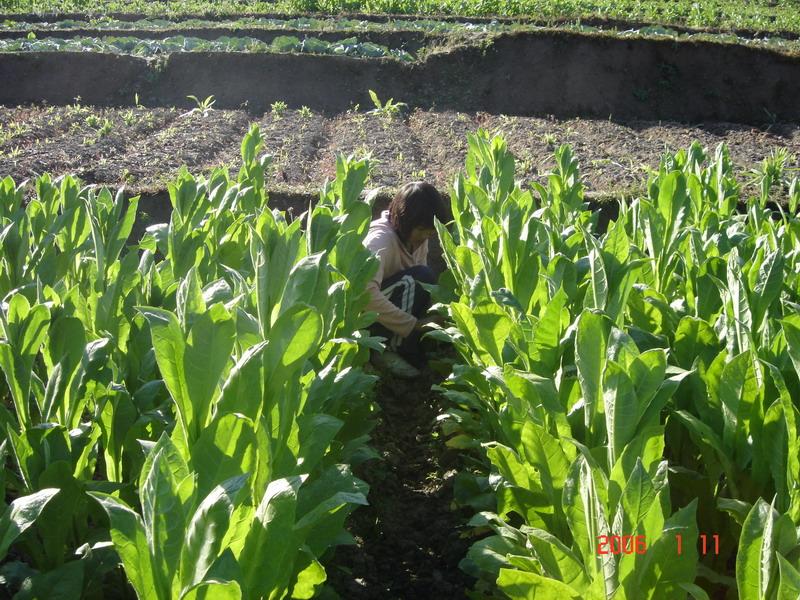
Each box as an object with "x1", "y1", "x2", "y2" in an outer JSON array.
[
  {"x1": 0, "y1": 125, "x2": 382, "y2": 598},
  {"x1": 435, "y1": 131, "x2": 800, "y2": 598}
]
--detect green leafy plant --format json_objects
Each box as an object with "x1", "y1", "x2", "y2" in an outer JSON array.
[
  {"x1": 366, "y1": 89, "x2": 407, "y2": 119},
  {"x1": 0, "y1": 125, "x2": 383, "y2": 597},
  {"x1": 184, "y1": 94, "x2": 216, "y2": 117},
  {"x1": 271, "y1": 100, "x2": 288, "y2": 119},
  {"x1": 436, "y1": 130, "x2": 800, "y2": 598}
]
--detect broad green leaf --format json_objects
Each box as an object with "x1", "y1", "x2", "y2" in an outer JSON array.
[
  {"x1": 584, "y1": 234, "x2": 608, "y2": 312},
  {"x1": 532, "y1": 287, "x2": 568, "y2": 375},
  {"x1": 783, "y1": 315, "x2": 800, "y2": 381},
  {"x1": 141, "y1": 434, "x2": 193, "y2": 594},
  {"x1": 633, "y1": 501, "x2": 698, "y2": 600},
  {"x1": 678, "y1": 583, "x2": 711, "y2": 600},
  {"x1": 12, "y1": 559, "x2": 85, "y2": 600},
  {"x1": 777, "y1": 554, "x2": 800, "y2": 600},
  {"x1": 751, "y1": 250, "x2": 783, "y2": 330},
  {"x1": 472, "y1": 303, "x2": 514, "y2": 367},
  {"x1": 737, "y1": 498, "x2": 779, "y2": 600},
  {"x1": 291, "y1": 553, "x2": 327, "y2": 599},
  {"x1": 497, "y1": 568, "x2": 581, "y2": 599},
  {"x1": 575, "y1": 310, "x2": 611, "y2": 438},
  {"x1": 609, "y1": 425, "x2": 665, "y2": 510},
  {"x1": 184, "y1": 303, "x2": 235, "y2": 436},
  {"x1": 176, "y1": 267, "x2": 207, "y2": 329},
  {"x1": 297, "y1": 413, "x2": 343, "y2": 475},
  {"x1": 90, "y1": 492, "x2": 161, "y2": 600},
  {"x1": 524, "y1": 528, "x2": 591, "y2": 591},
  {"x1": 520, "y1": 422, "x2": 571, "y2": 535},
  {"x1": 138, "y1": 307, "x2": 191, "y2": 437},
  {"x1": 563, "y1": 455, "x2": 614, "y2": 593},
  {"x1": 239, "y1": 476, "x2": 305, "y2": 599},
  {"x1": 265, "y1": 304, "x2": 323, "y2": 377},
  {"x1": 673, "y1": 317, "x2": 719, "y2": 371},
  {"x1": 603, "y1": 360, "x2": 639, "y2": 469},
  {"x1": 0, "y1": 488, "x2": 59, "y2": 559},
  {"x1": 487, "y1": 443, "x2": 549, "y2": 525},
  {"x1": 0, "y1": 295, "x2": 51, "y2": 428},
  {"x1": 671, "y1": 410, "x2": 736, "y2": 488},
  {"x1": 179, "y1": 476, "x2": 246, "y2": 594},
  {"x1": 190, "y1": 414, "x2": 257, "y2": 502},
  {"x1": 615, "y1": 459, "x2": 656, "y2": 537},
  {"x1": 217, "y1": 341, "x2": 267, "y2": 421},
  {"x1": 279, "y1": 252, "x2": 327, "y2": 316},
  {"x1": 181, "y1": 580, "x2": 242, "y2": 600}
]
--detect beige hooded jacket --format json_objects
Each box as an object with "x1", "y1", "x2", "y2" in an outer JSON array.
[{"x1": 363, "y1": 210, "x2": 429, "y2": 337}]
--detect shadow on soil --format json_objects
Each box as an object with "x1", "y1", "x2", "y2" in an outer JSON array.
[{"x1": 327, "y1": 368, "x2": 475, "y2": 599}]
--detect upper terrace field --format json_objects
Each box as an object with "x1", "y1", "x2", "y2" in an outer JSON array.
[
  {"x1": 5, "y1": 0, "x2": 800, "y2": 35},
  {"x1": 2, "y1": 1, "x2": 800, "y2": 599}
]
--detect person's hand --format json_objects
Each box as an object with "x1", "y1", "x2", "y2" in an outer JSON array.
[{"x1": 414, "y1": 314, "x2": 446, "y2": 330}]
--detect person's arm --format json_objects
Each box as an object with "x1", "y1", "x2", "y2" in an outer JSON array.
[
  {"x1": 366, "y1": 280, "x2": 417, "y2": 337},
  {"x1": 364, "y1": 229, "x2": 417, "y2": 338}
]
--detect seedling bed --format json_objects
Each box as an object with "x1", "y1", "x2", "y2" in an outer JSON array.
[
  {"x1": 0, "y1": 26, "x2": 442, "y2": 56},
  {"x1": 2, "y1": 107, "x2": 797, "y2": 199},
  {"x1": 4, "y1": 11, "x2": 800, "y2": 41}
]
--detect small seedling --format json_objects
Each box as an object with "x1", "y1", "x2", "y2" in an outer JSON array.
[
  {"x1": 271, "y1": 100, "x2": 288, "y2": 119},
  {"x1": 299, "y1": 105, "x2": 313, "y2": 119},
  {"x1": 367, "y1": 90, "x2": 407, "y2": 120},
  {"x1": 184, "y1": 94, "x2": 216, "y2": 117},
  {"x1": 122, "y1": 110, "x2": 137, "y2": 127},
  {"x1": 97, "y1": 119, "x2": 113, "y2": 137}
]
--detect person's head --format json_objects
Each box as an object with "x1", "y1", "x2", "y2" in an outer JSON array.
[{"x1": 388, "y1": 181, "x2": 448, "y2": 247}]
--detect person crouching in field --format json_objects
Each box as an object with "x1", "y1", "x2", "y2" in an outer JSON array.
[{"x1": 364, "y1": 181, "x2": 449, "y2": 379}]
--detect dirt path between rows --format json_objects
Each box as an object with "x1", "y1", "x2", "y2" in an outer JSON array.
[{"x1": 328, "y1": 369, "x2": 474, "y2": 599}]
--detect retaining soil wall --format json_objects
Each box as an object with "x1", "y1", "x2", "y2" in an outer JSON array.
[{"x1": 2, "y1": 30, "x2": 799, "y2": 122}]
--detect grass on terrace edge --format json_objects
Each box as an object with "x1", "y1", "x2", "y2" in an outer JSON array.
[{"x1": 2, "y1": 0, "x2": 800, "y2": 35}]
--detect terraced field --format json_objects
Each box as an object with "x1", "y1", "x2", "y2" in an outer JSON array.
[{"x1": 1, "y1": 5, "x2": 800, "y2": 600}]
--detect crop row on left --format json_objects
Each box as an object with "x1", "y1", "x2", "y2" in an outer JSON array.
[{"x1": 0, "y1": 124, "x2": 381, "y2": 599}]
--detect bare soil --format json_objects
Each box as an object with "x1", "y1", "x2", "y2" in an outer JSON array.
[
  {"x1": 88, "y1": 109, "x2": 250, "y2": 189},
  {"x1": 0, "y1": 106, "x2": 176, "y2": 182},
  {"x1": 317, "y1": 113, "x2": 428, "y2": 188},
  {"x1": 327, "y1": 367, "x2": 474, "y2": 599},
  {"x1": 210, "y1": 109, "x2": 328, "y2": 186},
  {"x1": 2, "y1": 106, "x2": 796, "y2": 200}
]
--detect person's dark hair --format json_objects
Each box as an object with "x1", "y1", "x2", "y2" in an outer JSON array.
[{"x1": 388, "y1": 181, "x2": 448, "y2": 242}]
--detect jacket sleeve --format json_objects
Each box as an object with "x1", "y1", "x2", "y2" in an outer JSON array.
[{"x1": 364, "y1": 231, "x2": 417, "y2": 338}]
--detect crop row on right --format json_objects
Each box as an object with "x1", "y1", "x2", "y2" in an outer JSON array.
[{"x1": 434, "y1": 131, "x2": 800, "y2": 598}]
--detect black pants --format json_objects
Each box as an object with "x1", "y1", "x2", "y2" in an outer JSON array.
[{"x1": 370, "y1": 265, "x2": 435, "y2": 368}]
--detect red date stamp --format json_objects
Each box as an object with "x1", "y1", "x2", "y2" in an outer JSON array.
[{"x1": 596, "y1": 534, "x2": 720, "y2": 555}]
